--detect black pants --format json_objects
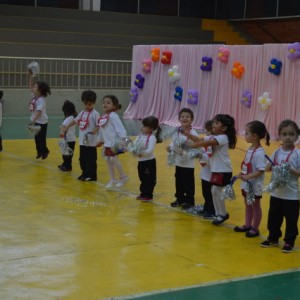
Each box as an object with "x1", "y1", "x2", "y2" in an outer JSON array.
[
  {"x1": 79, "y1": 145, "x2": 97, "y2": 179},
  {"x1": 267, "y1": 196, "x2": 299, "y2": 246},
  {"x1": 202, "y1": 179, "x2": 215, "y2": 215},
  {"x1": 62, "y1": 141, "x2": 75, "y2": 170},
  {"x1": 175, "y1": 166, "x2": 195, "y2": 205},
  {"x1": 138, "y1": 158, "x2": 156, "y2": 198},
  {"x1": 35, "y1": 123, "x2": 49, "y2": 156}
]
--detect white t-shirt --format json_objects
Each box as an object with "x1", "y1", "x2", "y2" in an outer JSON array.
[
  {"x1": 210, "y1": 134, "x2": 232, "y2": 173},
  {"x1": 170, "y1": 128, "x2": 198, "y2": 168},
  {"x1": 199, "y1": 136, "x2": 213, "y2": 181},
  {"x1": 74, "y1": 109, "x2": 99, "y2": 146},
  {"x1": 62, "y1": 116, "x2": 76, "y2": 142},
  {"x1": 136, "y1": 133, "x2": 156, "y2": 162},
  {"x1": 30, "y1": 96, "x2": 48, "y2": 124},
  {"x1": 270, "y1": 147, "x2": 300, "y2": 200},
  {"x1": 240, "y1": 147, "x2": 266, "y2": 196},
  {"x1": 98, "y1": 112, "x2": 127, "y2": 147}
]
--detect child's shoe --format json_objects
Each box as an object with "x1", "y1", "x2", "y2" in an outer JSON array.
[
  {"x1": 140, "y1": 197, "x2": 153, "y2": 202},
  {"x1": 212, "y1": 213, "x2": 229, "y2": 225},
  {"x1": 106, "y1": 179, "x2": 118, "y2": 188},
  {"x1": 84, "y1": 177, "x2": 96, "y2": 182},
  {"x1": 260, "y1": 240, "x2": 279, "y2": 248},
  {"x1": 245, "y1": 229, "x2": 259, "y2": 238},
  {"x1": 234, "y1": 225, "x2": 252, "y2": 232},
  {"x1": 170, "y1": 200, "x2": 182, "y2": 207},
  {"x1": 116, "y1": 176, "x2": 129, "y2": 187},
  {"x1": 282, "y1": 243, "x2": 293, "y2": 253}
]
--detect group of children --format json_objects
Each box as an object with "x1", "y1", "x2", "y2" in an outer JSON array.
[{"x1": 27, "y1": 73, "x2": 300, "y2": 253}]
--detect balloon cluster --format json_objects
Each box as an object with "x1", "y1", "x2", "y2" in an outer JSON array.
[
  {"x1": 142, "y1": 59, "x2": 151, "y2": 73},
  {"x1": 231, "y1": 62, "x2": 245, "y2": 79},
  {"x1": 151, "y1": 48, "x2": 160, "y2": 62},
  {"x1": 134, "y1": 74, "x2": 145, "y2": 89},
  {"x1": 174, "y1": 86, "x2": 183, "y2": 101},
  {"x1": 240, "y1": 90, "x2": 252, "y2": 108},
  {"x1": 161, "y1": 51, "x2": 172, "y2": 65},
  {"x1": 168, "y1": 65, "x2": 181, "y2": 83},
  {"x1": 200, "y1": 56, "x2": 213, "y2": 71},
  {"x1": 187, "y1": 90, "x2": 198, "y2": 105},
  {"x1": 217, "y1": 46, "x2": 230, "y2": 64},
  {"x1": 268, "y1": 58, "x2": 282, "y2": 76},
  {"x1": 287, "y1": 42, "x2": 300, "y2": 60},
  {"x1": 129, "y1": 87, "x2": 138, "y2": 103},
  {"x1": 258, "y1": 92, "x2": 271, "y2": 110}
]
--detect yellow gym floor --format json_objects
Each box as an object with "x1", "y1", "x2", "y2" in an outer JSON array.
[{"x1": 0, "y1": 137, "x2": 299, "y2": 299}]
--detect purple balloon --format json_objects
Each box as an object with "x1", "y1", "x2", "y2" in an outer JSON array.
[
  {"x1": 240, "y1": 90, "x2": 252, "y2": 108},
  {"x1": 187, "y1": 90, "x2": 198, "y2": 105},
  {"x1": 287, "y1": 42, "x2": 300, "y2": 60}
]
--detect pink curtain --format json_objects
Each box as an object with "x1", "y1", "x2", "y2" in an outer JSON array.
[{"x1": 123, "y1": 44, "x2": 300, "y2": 139}]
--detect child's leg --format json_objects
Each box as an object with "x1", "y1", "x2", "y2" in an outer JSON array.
[
  {"x1": 202, "y1": 179, "x2": 215, "y2": 215},
  {"x1": 106, "y1": 156, "x2": 116, "y2": 181},
  {"x1": 138, "y1": 159, "x2": 156, "y2": 198},
  {"x1": 244, "y1": 197, "x2": 253, "y2": 228},
  {"x1": 251, "y1": 198, "x2": 262, "y2": 231},
  {"x1": 85, "y1": 147, "x2": 97, "y2": 180},
  {"x1": 181, "y1": 167, "x2": 195, "y2": 207},
  {"x1": 111, "y1": 156, "x2": 127, "y2": 178},
  {"x1": 211, "y1": 185, "x2": 227, "y2": 216},
  {"x1": 267, "y1": 196, "x2": 284, "y2": 242},
  {"x1": 283, "y1": 199, "x2": 299, "y2": 247}
]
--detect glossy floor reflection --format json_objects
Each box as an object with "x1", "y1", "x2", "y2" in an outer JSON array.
[{"x1": 0, "y1": 138, "x2": 299, "y2": 300}]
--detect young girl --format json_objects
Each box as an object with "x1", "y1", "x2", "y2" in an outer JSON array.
[
  {"x1": 98, "y1": 95, "x2": 128, "y2": 188},
  {"x1": 234, "y1": 121, "x2": 270, "y2": 237},
  {"x1": 168, "y1": 108, "x2": 198, "y2": 210},
  {"x1": 28, "y1": 71, "x2": 51, "y2": 159},
  {"x1": 186, "y1": 114, "x2": 237, "y2": 225},
  {"x1": 198, "y1": 120, "x2": 215, "y2": 219},
  {"x1": 135, "y1": 116, "x2": 162, "y2": 201},
  {"x1": 63, "y1": 90, "x2": 99, "y2": 181},
  {"x1": 261, "y1": 119, "x2": 300, "y2": 253},
  {"x1": 58, "y1": 100, "x2": 77, "y2": 172}
]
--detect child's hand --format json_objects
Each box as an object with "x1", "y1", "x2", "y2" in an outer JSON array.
[
  {"x1": 96, "y1": 141, "x2": 103, "y2": 147},
  {"x1": 166, "y1": 145, "x2": 171, "y2": 152}
]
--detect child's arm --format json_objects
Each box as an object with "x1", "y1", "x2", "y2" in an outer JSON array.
[
  {"x1": 290, "y1": 167, "x2": 300, "y2": 177},
  {"x1": 62, "y1": 119, "x2": 76, "y2": 134},
  {"x1": 190, "y1": 138, "x2": 218, "y2": 148},
  {"x1": 28, "y1": 71, "x2": 35, "y2": 92},
  {"x1": 239, "y1": 170, "x2": 264, "y2": 181},
  {"x1": 29, "y1": 110, "x2": 42, "y2": 124}
]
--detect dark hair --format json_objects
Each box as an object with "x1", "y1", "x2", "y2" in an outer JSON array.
[
  {"x1": 278, "y1": 119, "x2": 300, "y2": 136},
  {"x1": 214, "y1": 114, "x2": 237, "y2": 149},
  {"x1": 247, "y1": 120, "x2": 270, "y2": 146},
  {"x1": 36, "y1": 81, "x2": 51, "y2": 97},
  {"x1": 103, "y1": 95, "x2": 122, "y2": 111},
  {"x1": 204, "y1": 119, "x2": 213, "y2": 132},
  {"x1": 179, "y1": 108, "x2": 194, "y2": 121},
  {"x1": 62, "y1": 100, "x2": 77, "y2": 118},
  {"x1": 0, "y1": 90, "x2": 3, "y2": 100},
  {"x1": 81, "y1": 90, "x2": 97, "y2": 104},
  {"x1": 142, "y1": 116, "x2": 162, "y2": 143}
]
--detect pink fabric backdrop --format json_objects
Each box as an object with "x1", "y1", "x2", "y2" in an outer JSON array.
[{"x1": 123, "y1": 44, "x2": 300, "y2": 139}]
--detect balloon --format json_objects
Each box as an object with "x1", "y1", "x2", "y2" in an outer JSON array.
[
  {"x1": 268, "y1": 58, "x2": 282, "y2": 76},
  {"x1": 174, "y1": 86, "x2": 183, "y2": 101},
  {"x1": 134, "y1": 74, "x2": 145, "y2": 89},
  {"x1": 287, "y1": 42, "x2": 300, "y2": 60},
  {"x1": 231, "y1": 62, "x2": 245, "y2": 79},
  {"x1": 129, "y1": 87, "x2": 138, "y2": 103},
  {"x1": 258, "y1": 92, "x2": 272, "y2": 110},
  {"x1": 151, "y1": 48, "x2": 160, "y2": 62},
  {"x1": 217, "y1": 46, "x2": 230, "y2": 63},
  {"x1": 161, "y1": 51, "x2": 172, "y2": 65},
  {"x1": 142, "y1": 59, "x2": 151, "y2": 73},
  {"x1": 200, "y1": 56, "x2": 213, "y2": 71},
  {"x1": 168, "y1": 65, "x2": 181, "y2": 83},
  {"x1": 187, "y1": 90, "x2": 198, "y2": 105},
  {"x1": 240, "y1": 90, "x2": 252, "y2": 108}
]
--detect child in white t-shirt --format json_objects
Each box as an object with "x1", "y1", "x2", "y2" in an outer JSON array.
[{"x1": 58, "y1": 100, "x2": 77, "y2": 172}]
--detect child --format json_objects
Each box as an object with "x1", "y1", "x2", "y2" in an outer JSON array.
[
  {"x1": 0, "y1": 90, "x2": 3, "y2": 151},
  {"x1": 98, "y1": 95, "x2": 128, "y2": 188},
  {"x1": 63, "y1": 90, "x2": 99, "y2": 181},
  {"x1": 260, "y1": 119, "x2": 300, "y2": 253},
  {"x1": 234, "y1": 121, "x2": 270, "y2": 237},
  {"x1": 135, "y1": 116, "x2": 162, "y2": 201},
  {"x1": 28, "y1": 71, "x2": 51, "y2": 159},
  {"x1": 198, "y1": 120, "x2": 215, "y2": 219},
  {"x1": 58, "y1": 100, "x2": 77, "y2": 172},
  {"x1": 186, "y1": 114, "x2": 237, "y2": 225},
  {"x1": 168, "y1": 108, "x2": 198, "y2": 210}
]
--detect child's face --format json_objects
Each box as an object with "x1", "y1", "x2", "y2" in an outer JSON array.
[
  {"x1": 179, "y1": 112, "x2": 193, "y2": 127},
  {"x1": 212, "y1": 120, "x2": 226, "y2": 135},
  {"x1": 84, "y1": 101, "x2": 95, "y2": 111},
  {"x1": 244, "y1": 126, "x2": 256, "y2": 143},
  {"x1": 32, "y1": 83, "x2": 40, "y2": 96},
  {"x1": 102, "y1": 97, "x2": 115, "y2": 113},
  {"x1": 141, "y1": 125, "x2": 152, "y2": 134},
  {"x1": 279, "y1": 125, "x2": 298, "y2": 148}
]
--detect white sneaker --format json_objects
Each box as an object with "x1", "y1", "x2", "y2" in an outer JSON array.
[
  {"x1": 105, "y1": 180, "x2": 117, "y2": 188},
  {"x1": 115, "y1": 176, "x2": 129, "y2": 187}
]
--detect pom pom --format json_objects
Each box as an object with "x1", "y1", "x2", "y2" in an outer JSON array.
[
  {"x1": 28, "y1": 61, "x2": 40, "y2": 77},
  {"x1": 27, "y1": 124, "x2": 41, "y2": 136},
  {"x1": 245, "y1": 181, "x2": 256, "y2": 205},
  {"x1": 111, "y1": 137, "x2": 133, "y2": 154},
  {"x1": 58, "y1": 139, "x2": 73, "y2": 156},
  {"x1": 221, "y1": 176, "x2": 238, "y2": 201}
]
